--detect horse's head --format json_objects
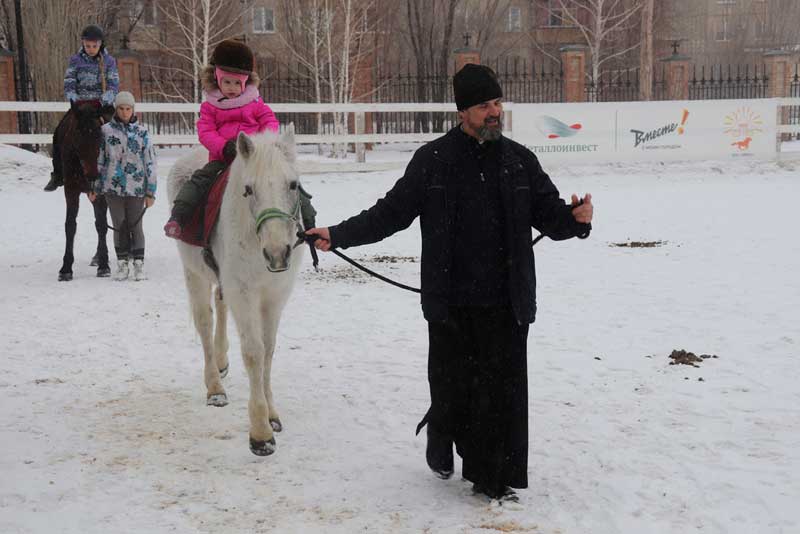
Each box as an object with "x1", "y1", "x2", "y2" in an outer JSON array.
[
  {"x1": 70, "y1": 101, "x2": 104, "y2": 181},
  {"x1": 233, "y1": 127, "x2": 302, "y2": 273}
]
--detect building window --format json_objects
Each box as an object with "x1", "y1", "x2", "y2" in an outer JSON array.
[
  {"x1": 507, "y1": 6, "x2": 522, "y2": 32},
  {"x1": 754, "y1": 18, "x2": 768, "y2": 40},
  {"x1": 253, "y1": 7, "x2": 275, "y2": 34},
  {"x1": 714, "y1": 16, "x2": 731, "y2": 41},
  {"x1": 546, "y1": 0, "x2": 564, "y2": 27},
  {"x1": 132, "y1": 0, "x2": 158, "y2": 27},
  {"x1": 716, "y1": 0, "x2": 736, "y2": 5}
]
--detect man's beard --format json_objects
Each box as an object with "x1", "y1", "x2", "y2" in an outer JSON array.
[{"x1": 477, "y1": 117, "x2": 503, "y2": 141}]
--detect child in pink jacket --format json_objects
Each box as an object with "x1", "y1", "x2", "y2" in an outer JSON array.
[{"x1": 164, "y1": 40, "x2": 315, "y2": 238}]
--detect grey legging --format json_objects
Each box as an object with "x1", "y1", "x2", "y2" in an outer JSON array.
[{"x1": 106, "y1": 194, "x2": 147, "y2": 260}]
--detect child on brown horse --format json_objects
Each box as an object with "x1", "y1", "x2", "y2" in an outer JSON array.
[
  {"x1": 163, "y1": 39, "x2": 315, "y2": 240},
  {"x1": 45, "y1": 24, "x2": 119, "y2": 192}
]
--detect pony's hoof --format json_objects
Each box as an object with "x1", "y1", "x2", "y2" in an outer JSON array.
[
  {"x1": 96, "y1": 266, "x2": 111, "y2": 278},
  {"x1": 249, "y1": 436, "x2": 276, "y2": 456},
  {"x1": 206, "y1": 393, "x2": 228, "y2": 407},
  {"x1": 58, "y1": 271, "x2": 73, "y2": 282},
  {"x1": 218, "y1": 365, "x2": 229, "y2": 379},
  {"x1": 270, "y1": 419, "x2": 282, "y2": 432}
]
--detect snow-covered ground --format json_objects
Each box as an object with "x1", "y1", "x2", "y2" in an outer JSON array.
[{"x1": 1, "y1": 144, "x2": 798, "y2": 534}]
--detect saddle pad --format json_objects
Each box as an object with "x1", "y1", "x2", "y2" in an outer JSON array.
[{"x1": 178, "y1": 166, "x2": 231, "y2": 247}]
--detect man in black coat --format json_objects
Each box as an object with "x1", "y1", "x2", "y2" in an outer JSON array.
[{"x1": 306, "y1": 64, "x2": 594, "y2": 503}]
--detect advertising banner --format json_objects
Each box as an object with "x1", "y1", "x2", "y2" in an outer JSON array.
[{"x1": 511, "y1": 99, "x2": 777, "y2": 166}]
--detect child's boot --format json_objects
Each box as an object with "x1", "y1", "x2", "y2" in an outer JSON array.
[
  {"x1": 114, "y1": 259, "x2": 130, "y2": 281},
  {"x1": 132, "y1": 259, "x2": 146, "y2": 281}
]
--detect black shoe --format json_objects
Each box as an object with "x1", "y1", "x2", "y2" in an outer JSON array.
[
  {"x1": 426, "y1": 425, "x2": 454, "y2": 479},
  {"x1": 44, "y1": 172, "x2": 63, "y2": 192},
  {"x1": 472, "y1": 483, "x2": 519, "y2": 504}
]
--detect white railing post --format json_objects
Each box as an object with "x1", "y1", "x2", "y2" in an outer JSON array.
[{"x1": 355, "y1": 111, "x2": 366, "y2": 163}]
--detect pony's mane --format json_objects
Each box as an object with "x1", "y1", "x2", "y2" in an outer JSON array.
[{"x1": 232, "y1": 131, "x2": 296, "y2": 186}]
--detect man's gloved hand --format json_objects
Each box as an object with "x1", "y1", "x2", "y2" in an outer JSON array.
[{"x1": 223, "y1": 140, "x2": 237, "y2": 163}]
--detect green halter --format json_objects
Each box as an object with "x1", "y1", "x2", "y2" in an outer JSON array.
[{"x1": 254, "y1": 198, "x2": 301, "y2": 234}]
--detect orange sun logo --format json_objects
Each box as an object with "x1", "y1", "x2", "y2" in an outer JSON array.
[{"x1": 724, "y1": 107, "x2": 764, "y2": 140}]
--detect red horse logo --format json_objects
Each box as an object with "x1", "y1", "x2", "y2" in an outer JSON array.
[{"x1": 731, "y1": 137, "x2": 752, "y2": 151}]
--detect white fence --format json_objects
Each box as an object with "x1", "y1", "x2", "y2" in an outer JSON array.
[
  {"x1": 0, "y1": 99, "x2": 798, "y2": 166},
  {"x1": 0, "y1": 102, "x2": 475, "y2": 147}
]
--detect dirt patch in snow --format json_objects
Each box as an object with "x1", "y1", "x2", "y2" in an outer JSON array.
[
  {"x1": 668, "y1": 349, "x2": 718, "y2": 368},
  {"x1": 610, "y1": 240, "x2": 667, "y2": 248}
]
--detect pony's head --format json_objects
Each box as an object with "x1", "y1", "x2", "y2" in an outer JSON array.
[
  {"x1": 69, "y1": 101, "x2": 104, "y2": 182},
  {"x1": 232, "y1": 127, "x2": 301, "y2": 273}
]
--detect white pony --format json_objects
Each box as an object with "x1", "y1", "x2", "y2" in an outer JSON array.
[{"x1": 167, "y1": 127, "x2": 304, "y2": 456}]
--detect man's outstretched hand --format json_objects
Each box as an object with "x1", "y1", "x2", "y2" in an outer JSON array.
[
  {"x1": 305, "y1": 227, "x2": 332, "y2": 251},
  {"x1": 571, "y1": 193, "x2": 593, "y2": 224}
]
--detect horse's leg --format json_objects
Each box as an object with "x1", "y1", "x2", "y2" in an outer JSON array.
[
  {"x1": 92, "y1": 198, "x2": 110, "y2": 276},
  {"x1": 184, "y1": 268, "x2": 227, "y2": 407},
  {"x1": 59, "y1": 189, "x2": 79, "y2": 280},
  {"x1": 260, "y1": 295, "x2": 284, "y2": 433},
  {"x1": 92, "y1": 194, "x2": 110, "y2": 272},
  {"x1": 213, "y1": 287, "x2": 230, "y2": 378},
  {"x1": 227, "y1": 291, "x2": 273, "y2": 456}
]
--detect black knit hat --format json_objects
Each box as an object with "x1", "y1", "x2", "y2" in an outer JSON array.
[
  {"x1": 80, "y1": 25, "x2": 104, "y2": 41},
  {"x1": 453, "y1": 64, "x2": 503, "y2": 111},
  {"x1": 210, "y1": 40, "x2": 255, "y2": 74}
]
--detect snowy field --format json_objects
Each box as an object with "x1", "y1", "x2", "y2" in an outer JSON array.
[{"x1": 1, "y1": 143, "x2": 799, "y2": 534}]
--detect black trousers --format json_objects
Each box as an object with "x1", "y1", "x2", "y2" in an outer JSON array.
[
  {"x1": 51, "y1": 112, "x2": 71, "y2": 175},
  {"x1": 171, "y1": 160, "x2": 228, "y2": 224},
  {"x1": 425, "y1": 305, "x2": 530, "y2": 490}
]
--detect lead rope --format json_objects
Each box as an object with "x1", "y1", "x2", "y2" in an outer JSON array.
[{"x1": 297, "y1": 199, "x2": 587, "y2": 295}]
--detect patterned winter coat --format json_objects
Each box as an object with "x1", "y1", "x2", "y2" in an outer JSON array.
[
  {"x1": 95, "y1": 116, "x2": 157, "y2": 198},
  {"x1": 64, "y1": 47, "x2": 119, "y2": 105},
  {"x1": 197, "y1": 84, "x2": 279, "y2": 162}
]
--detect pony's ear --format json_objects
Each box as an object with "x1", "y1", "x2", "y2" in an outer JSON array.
[
  {"x1": 70, "y1": 100, "x2": 77, "y2": 112},
  {"x1": 237, "y1": 132, "x2": 255, "y2": 160},
  {"x1": 279, "y1": 123, "x2": 296, "y2": 162}
]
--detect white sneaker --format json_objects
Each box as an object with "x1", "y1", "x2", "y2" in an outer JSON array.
[
  {"x1": 132, "y1": 259, "x2": 146, "y2": 281},
  {"x1": 114, "y1": 259, "x2": 130, "y2": 281}
]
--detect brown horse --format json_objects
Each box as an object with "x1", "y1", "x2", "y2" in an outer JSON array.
[{"x1": 56, "y1": 101, "x2": 111, "y2": 281}]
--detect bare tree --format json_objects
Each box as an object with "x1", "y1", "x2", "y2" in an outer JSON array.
[
  {"x1": 139, "y1": 0, "x2": 246, "y2": 103},
  {"x1": 464, "y1": 0, "x2": 515, "y2": 56},
  {"x1": 277, "y1": 0, "x2": 381, "y2": 157},
  {"x1": 21, "y1": 1, "x2": 94, "y2": 127},
  {"x1": 542, "y1": 0, "x2": 644, "y2": 87},
  {"x1": 403, "y1": 0, "x2": 461, "y2": 131},
  {"x1": 96, "y1": 0, "x2": 148, "y2": 50},
  {"x1": 757, "y1": 0, "x2": 800, "y2": 53},
  {"x1": 0, "y1": 0, "x2": 14, "y2": 50},
  {"x1": 638, "y1": 0, "x2": 653, "y2": 99}
]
